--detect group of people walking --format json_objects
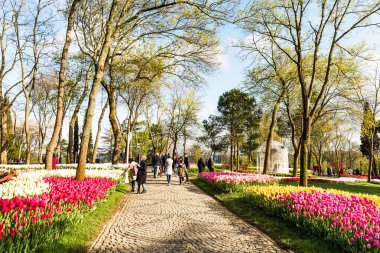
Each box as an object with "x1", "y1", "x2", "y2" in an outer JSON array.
[
  {"x1": 197, "y1": 156, "x2": 214, "y2": 173},
  {"x1": 128, "y1": 155, "x2": 148, "y2": 194},
  {"x1": 128, "y1": 153, "x2": 215, "y2": 193},
  {"x1": 153, "y1": 152, "x2": 190, "y2": 186}
]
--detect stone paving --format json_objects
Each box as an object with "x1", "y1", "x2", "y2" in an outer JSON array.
[{"x1": 88, "y1": 169, "x2": 288, "y2": 253}]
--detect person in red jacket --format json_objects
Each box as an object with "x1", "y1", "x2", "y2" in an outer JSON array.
[{"x1": 52, "y1": 154, "x2": 58, "y2": 170}]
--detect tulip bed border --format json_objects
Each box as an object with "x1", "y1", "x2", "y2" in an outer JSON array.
[
  {"x1": 191, "y1": 177, "x2": 342, "y2": 253},
  {"x1": 0, "y1": 176, "x2": 119, "y2": 253},
  {"x1": 197, "y1": 171, "x2": 380, "y2": 252},
  {"x1": 242, "y1": 185, "x2": 380, "y2": 252},
  {"x1": 199, "y1": 171, "x2": 278, "y2": 193}
]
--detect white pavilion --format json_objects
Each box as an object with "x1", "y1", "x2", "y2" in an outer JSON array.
[{"x1": 257, "y1": 141, "x2": 290, "y2": 174}]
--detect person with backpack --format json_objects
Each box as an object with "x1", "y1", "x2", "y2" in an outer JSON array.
[
  {"x1": 178, "y1": 157, "x2": 186, "y2": 185},
  {"x1": 172, "y1": 152, "x2": 179, "y2": 175}
]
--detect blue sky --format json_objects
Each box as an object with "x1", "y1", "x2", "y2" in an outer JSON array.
[{"x1": 199, "y1": 23, "x2": 250, "y2": 121}]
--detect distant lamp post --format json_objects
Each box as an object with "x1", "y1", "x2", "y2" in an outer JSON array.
[{"x1": 126, "y1": 132, "x2": 132, "y2": 166}]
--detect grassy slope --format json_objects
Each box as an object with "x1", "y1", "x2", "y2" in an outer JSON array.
[
  {"x1": 38, "y1": 183, "x2": 129, "y2": 253},
  {"x1": 192, "y1": 178, "x2": 343, "y2": 253}
]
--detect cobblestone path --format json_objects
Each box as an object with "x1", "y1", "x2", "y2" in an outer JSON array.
[{"x1": 89, "y1": 169, "x2": 288, "y2": 253}]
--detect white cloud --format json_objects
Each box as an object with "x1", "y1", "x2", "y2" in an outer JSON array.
[
  {"x1": 227, "y1": 36, "x2": 239, "y2": 45},
  {"x1": 215, "y1": 50, "x2": 231, "y2": 70}
]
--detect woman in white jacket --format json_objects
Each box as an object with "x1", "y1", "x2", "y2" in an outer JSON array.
[{"x1": 165, "y1": 155, "x2": 173, "y2": 186}]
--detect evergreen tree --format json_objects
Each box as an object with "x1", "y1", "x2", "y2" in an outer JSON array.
[
  {"x1": 360, "y1": 102, "x2": 379, "y2": 177},
  {"x1": 198, "y1": 115, "x2": 228, "y2": 156},
  {"x1": 87, "y1": 129, "x2": 94, "y2": 162},
  {"x1": 7, "y1": 106, "x2": 18, "y2": 161},
  {"x1": 242, "y1": 104, "x2": 262, "y2": 164},
  {"x1": 217, "y1": 89, "x2": 261, "y2": 170}
]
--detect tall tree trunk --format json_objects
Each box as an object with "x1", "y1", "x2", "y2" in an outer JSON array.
[
  {"x1": 14, "y1": 6, "x2": 31, "y2": 164},
  {"x1": 45, "y1": 0, "x2": 80, "y2": 170},
  {"x1": 308, "y1": 147, "x2": 312, "y2": 171},
  {"x1": 92, "y1": 101, "x2": 108, "y2": 163},
  {"x1": 67, "y1": 70, "x2": 90, "y2": 163},
  {"x1": 77, "y1": 1, "x2": 118, "y2": 180},
  {"x1": 232, "y1": 141, "x2": 235, "y2": 170},
  {"x1": 20, "y1": 59, "x2": 30, "y2": 164},
  {"x1": 56, "y1": 127, "x2": 63, "y2": 160},
  {"x1": 368, "y1": 139, "x2": 374, "y2": 182},
  {"x1": 37, "y1": 120, "x2": 46, "y2": 164},
  {"x1": 124, "y1": 114, "x2": 132, "y2": 163},
  {"x1": 172, "y1": 133, "x2": 178, "y2": 157},
  {"x1": 67, "y1": 120, "x2": 75, "y2": 163},
  {"x1": 293, "y1": 146, "x2": 300, "y2": 177},
  {"x1": 0, "y1": 99, "x2": 8, "y2": 164},
  {"x1": 248, "y1": 142, "x2": 252, "y2": 164},
  {"x1": 108, "y1": 92, "x2": 122, "y2": 165},
  {"x1": 17, "y1": 124, "x2": 25, "y2": 161},
  {"x1": 24, "y1": 96, "x2": 31, "y2": 164},
  {"x1": 38, "y1": 134, "x2": 44, "y2": 164},
  {"x1": 373, "y1": 156, "x2": 377, "y2": 177},
  {"x1": 317, "y1": 144, "x2": 323, "y2": 167},
  {"x1": 230, "y1": 134, "x2": 233, "y2": 171},
  {"x1": 263, "y1": 95, "x2": 283, "y2": 174},
  {"x1": 30, "y1": 0, "x2": 40, "y2": 164},
  {"x1": 300, "y1": 118, "x2": 312, "y2": 187},
  {"x1": 236, "y1": 141, "x2": 240, "y2": 171},
  {"x1": 183, "y1": 127, "x2": 187, "y2": 155},
  {"x1": 229, "y1": 142, "x2": 233, "y2": 171}
]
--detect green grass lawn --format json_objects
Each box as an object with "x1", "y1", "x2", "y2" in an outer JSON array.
[
  {"x1": 38, "y1": 183, "x2": 130, "y2": 253},
  {"x1": 280, "y1": 181, "x2": 380, "y2": 196},
  {"x1": 191, "y1": 178, "x2": 343, "y2": 253},
  {"x1": 188, "y1": 166, "x2": 225, "y2": 177},
  {"x1": 188, "y1": 168, "x2": 199, "y2": 177}
]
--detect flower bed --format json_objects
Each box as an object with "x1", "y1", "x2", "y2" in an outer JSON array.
[
  {"x1": 0, "y1": 169, "x2": 123, "y2": 199},
  {"x1": 243, "y1": 184, "x2": 380, "y2": 252},
  {"x1": 199, "y1": 171, "x2": 277, "y2": 192},
  {"x1": 0, "y1": 176, "x2": 117, "y2": 252},
  {"x1": 0, "y1": 172, "x2": 50, "y2": 199}
]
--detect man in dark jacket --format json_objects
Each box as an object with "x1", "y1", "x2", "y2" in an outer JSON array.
[
  {"x1": 184, "y1": 153, "x2": 190, "y2": 169},
  {"x1": 160, "y1": 154, "x2": 167, "y2": 176},
  {"x1": 184, "y1": 153, "x2": 190, "y2": 182},
  {"x1": 207, "y1": 156, "x2": 215, "y2": 172},
  {"x1": 153, "y1": 153, "x2": 161, "y2": 178},
  {"x1": 172, "y1": 152, "x2": 178, "y2": 174},
  {"x1": 197, "y1": 158, "x2": 206, "y2": 174},
  {"x1": 137, "y1": 155, "x2": 148, "y2": 194}
]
